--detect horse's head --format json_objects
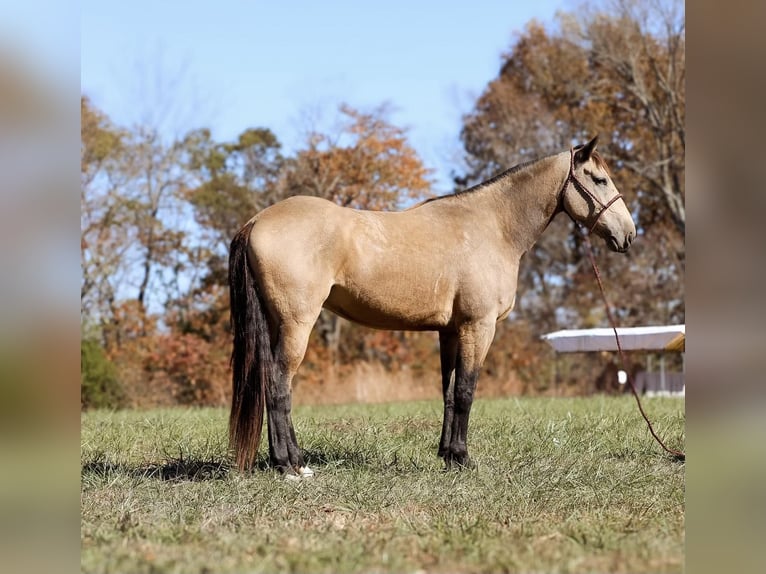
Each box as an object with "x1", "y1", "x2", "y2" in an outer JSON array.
[{"x1": 561, "y1": 136, "x2": 636, "y2": 253}]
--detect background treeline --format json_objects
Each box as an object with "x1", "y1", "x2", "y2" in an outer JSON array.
[{"x1": 81, "y1": 0, "x2": 684, "y2": 409}]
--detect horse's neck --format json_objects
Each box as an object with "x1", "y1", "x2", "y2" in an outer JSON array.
[{"x1": 486, "y1": 153, "x2": 567, "y2": 254}]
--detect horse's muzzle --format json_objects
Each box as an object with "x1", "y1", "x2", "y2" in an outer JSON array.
[{"x1": 608, "y1": 231, "x2": 634, "y2": 253}]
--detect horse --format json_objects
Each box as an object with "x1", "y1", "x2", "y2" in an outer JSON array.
[{"x1": 228, "y1": 136, "x2": 636, "y2": 476}]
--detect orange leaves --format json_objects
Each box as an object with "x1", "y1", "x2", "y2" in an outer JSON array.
[
  {"x1": 82, "y1": 97, "x2": 444, "y2": 409},
  {"x1": 281, "y1": 104, "x2": 433, "y2": 211},
  {"x1": 143, "y1": 332, "x2": 229, "y2": 406}
]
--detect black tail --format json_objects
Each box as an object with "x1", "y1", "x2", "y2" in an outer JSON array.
[{"x1": 228, "y1": 219, "x2": 274, "y2": 471}]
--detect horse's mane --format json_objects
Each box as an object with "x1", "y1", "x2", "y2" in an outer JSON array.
[
  {"x1": 416, "y1": 148, "x2": 610, "y2": 208},
  {"x1": 416, "y1": 156, "x2": 543, "y2": 207},
  {"x1": 462, "y1": 157, "x2": 542, "y2": 194}
]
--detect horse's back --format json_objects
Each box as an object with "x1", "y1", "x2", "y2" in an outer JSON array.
[
  {"x1": 245, "y1": 195, "x2": 516, "y2": 329},
  {"x1": 246, "y1": 196, "x2": 456, "y2": 328},
  {"x1": 249, "y1": 195, "x2": 442, "y2": 273}
]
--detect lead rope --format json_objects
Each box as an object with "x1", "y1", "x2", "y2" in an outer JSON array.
[{"x1": 580, "y1": 229, "x2": 685, "y2": 462}]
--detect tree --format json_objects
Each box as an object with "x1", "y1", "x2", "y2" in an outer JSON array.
[
  {"x1": 159, "y1": 126, "x2": 287, "y2": 349},
  {"x1": 457, "y1": 2, "x2": 684, "y2": 335},
  {"x1": 279, "y1": 104, "x2": 432, "y2": 210},
  {"x1": 461, "y1": 1, "x2": 684, "y2": 239},
  {"x1": 81, "y1": 337, "x2": 125, "y2": 409},
  {"x1": 123, "y1": 126, "x2": 190, "y2": 318},
  {"x1": 82, "y1": 95, "x2": 197, "y2": 341},
  {"x1": 81, "y1": 96, "x2": 132, "y2": 344},
  {"x1": 572, "y1": 0, "x2": 685, "y2": 235},
  {"x1": 184, "y1": 127, "x2": 284, "y2": 255}
]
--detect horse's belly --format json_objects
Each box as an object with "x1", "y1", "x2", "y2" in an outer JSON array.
[{"x1": 323, "y1": 284, "x2": 451, "y2": 331}]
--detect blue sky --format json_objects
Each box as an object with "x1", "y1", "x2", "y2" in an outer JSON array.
[{"x1": 82, "y1": 0, "x2": 567, "y2": 193}]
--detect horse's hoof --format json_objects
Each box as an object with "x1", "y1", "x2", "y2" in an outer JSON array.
[
  {"x1": 284, "y1": 465, "x2": 315, "y2": 481},
  {"x1": 299, "y1": 465, "x2": 315, "y2": 478},
  {"x1": 443, "y1": 453, "x2": 476, "y2": 471}
]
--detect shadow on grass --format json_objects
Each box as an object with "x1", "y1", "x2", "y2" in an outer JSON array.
[
  {"x1": 82, "y1": 456, "x2": 233, "y2": 482},
  {"x1": 82, "y1": 444, "x2": 434, "y2": 482}
]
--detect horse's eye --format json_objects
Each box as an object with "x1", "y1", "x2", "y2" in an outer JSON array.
[{"x1": 592, "y1": 176, "x2": 607, "y2": 186}]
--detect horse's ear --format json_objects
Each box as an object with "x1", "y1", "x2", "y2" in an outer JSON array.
[{"x1": 574, "y1": 135, "x2": 599, "y2": 165}]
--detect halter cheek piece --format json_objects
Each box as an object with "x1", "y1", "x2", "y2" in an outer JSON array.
[{"x1": 557, "y1": 147, "x2": 624, "y2": 233}]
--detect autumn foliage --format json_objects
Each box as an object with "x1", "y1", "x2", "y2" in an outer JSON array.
[{"x1": 81, "y1": 1, "x2": 684, "y2": 409}]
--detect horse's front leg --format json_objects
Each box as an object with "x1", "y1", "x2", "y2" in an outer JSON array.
[
  {"x1": 443, "y1": 319, "x2": 496, "y2": 470},
  {"x1": 438, "y1": 330, "x2": 458, "y2": 458}
]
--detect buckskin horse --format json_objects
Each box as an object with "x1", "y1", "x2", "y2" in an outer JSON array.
[{"x1": 228, "y1": 136, "x2": 636, "y2": 476}]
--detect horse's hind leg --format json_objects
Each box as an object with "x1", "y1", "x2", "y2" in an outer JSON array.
[{"x1": 266, "y1": 319, "x2": 314, "y2": 477}]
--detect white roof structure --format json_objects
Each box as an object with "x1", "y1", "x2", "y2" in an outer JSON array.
[{"x1": 541, "y1": 325, "x2": 685, "y2": 353}]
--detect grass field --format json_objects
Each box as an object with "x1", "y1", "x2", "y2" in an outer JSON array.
[{"x1": 81, "y1": 396, "x2": 685, "y2": 573}]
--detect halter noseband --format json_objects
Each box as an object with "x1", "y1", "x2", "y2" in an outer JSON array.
[{"x1": 557, "y1": 147, "x2": 624, "y2": 233}]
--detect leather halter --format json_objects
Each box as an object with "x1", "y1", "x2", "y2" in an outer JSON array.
[{"x1": 557, "y1": 147, "x2": 624, "y2": 233}]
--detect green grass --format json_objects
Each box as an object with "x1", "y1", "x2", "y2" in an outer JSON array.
[{"x1": 81, "y1": 396, "x2": 685, "y2": 573}]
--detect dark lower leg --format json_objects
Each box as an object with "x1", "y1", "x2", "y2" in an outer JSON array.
[
  {"x1": 438, "y1": 380, "x2": 455, "y2": 457},
  {"x1": 445, "y1": 367, "x2": 479, "y2": 468},
  {"x1": 438, "y1": 332, "x2": 457, "y2": 458},
  {"x1": 267, "y1": 321, "x2": 313, "y2": 473},
  {"x1": 441, "y1": 321, "x2": 494, "y2": 469},
  {"x1": 266, "y1": 383, "x2": 304, "y2": 472}
]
